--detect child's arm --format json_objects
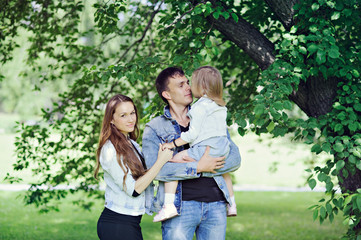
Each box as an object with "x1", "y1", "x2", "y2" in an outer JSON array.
[{"x1": 161, "y1": 137, "x2": 188, "y2": 150}]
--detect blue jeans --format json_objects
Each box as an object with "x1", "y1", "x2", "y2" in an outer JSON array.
[{"x1": 161, "y1": 200, "x2": 227, "y2": 240}]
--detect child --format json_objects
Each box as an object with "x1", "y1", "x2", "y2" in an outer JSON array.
[{"x1": 153, "y1": 66, "x2": 237, "y2": 223}]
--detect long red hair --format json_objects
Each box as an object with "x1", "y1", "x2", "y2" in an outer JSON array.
[{"x1": 94, "y1": 94, "x2": 145, "y2": 187}]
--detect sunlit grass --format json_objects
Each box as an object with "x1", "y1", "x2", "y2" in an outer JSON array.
[{"x1": 0, "y1": 191, "x2": 347, "y2": 240}]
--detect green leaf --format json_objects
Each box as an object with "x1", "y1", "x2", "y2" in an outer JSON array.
[
  {"x1": 212, "y1": 46, "x2": 219, "y2": 56},
  {"x1": 313, "y1": 209, "x2": 318, "y2": 221},
  {"x1": 320, "y1": 206, "x2": 326, "y2": 218},
  {"x1": 266, "y1": 121, "x2": 275, "y2": 132},
  {"x1": 348, "y1": 155, "x2": 356, "y2": 164},
  {"x1": 353, "y1": 150, "x2": 361, "y2": 158},
  {"x1": 311, "y1": 3, "x2": 320, "y2": 10},
  {"x1": 274, "y1": 101, "x2": 283, "y2": 110},
  {"x1": 309, "y1": 25, "x2": 318, "y2": 33},
  {"x1": 238, "y1": 119, "x2": 247, "y2": 128},
  {"x1": 307, "y1": 44, "x2": 319, "y2": 54},
  {"x1": 194, "y1": 28, "x2": 201, "y2": 34},
  {"x1": 221, "y1": 11, "x2": 230, "y2": 19},
  {"x1": 342, "y1": 85, "x2": 349, "y2": 91},
  {"x1": 336, "y1": 160, "x2": 345, "y2": 171},
  {"x1": 299, "y1": 46, "x2": 307, "y2": 54},
  {"x1": 328, "y1": 47, "x2": 340, "y2": 59},
  {"x1": 329, "y1": 213, "x2": 334, "y2": 223},
  {"x1": 254, "y1": 104, "x2": 265, "y2": 115},
  {"x1": 317, "y1": 172, "x2": 327, "y2": 182},
  {"x1": 331, "y1": 11, "x2": 340, "y2": 20},
  {"x1": 356, "y1": 161, "x2": 361, "y2": 170},
  {"x1": 283, "y1": 100, "x2": 292, "y2": 110},
  {"x1": 212, "y1": 11, "x2": 220, "y2": 19},
  {"x1": 322, "y1": 143, "x2": 331, "y2": 152},
  {"x1": 348, "y1": 122, "x2": 358, "y2": 132},
  {"x1": 326, "y1": 181, "x2": 334, "y2": 192},
  {"x1": 356, "y1": 196, "x2": 361, "y2": 211},
  {"x1": 308, "y1": 178, "x2": 317, "y2": 190},
  {"x1": 344, "y1": 195, "x2": 352, "y2": 206},
  {"x1": 231, "y1": 13, "x2": 238, "y2": 22},
  {"x1": 326, "y1": 203, "x2": 332, "y2": 214},
  {"x1": 333, "y1": 142, "x2": 344, "y2": 153},
  {"x1": 311, "y1": 144, "x2": 322, "y2": 154},
  {"x1": 205, "y1": 40, "x2": 212, "y2": 48},
  {"x1": 316, "y1": 50, "x2": 326, "y2": 64},
  {"x1": 334, "y1": 123, "x2": 343, "y2": 132},
  {"x1": 352, "y1": 69, "x2": 360, "y2": 78}
]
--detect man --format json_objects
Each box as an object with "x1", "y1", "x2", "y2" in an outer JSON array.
[{"x1": 142, "y1": 67, "x2": 241, "y2": 240}]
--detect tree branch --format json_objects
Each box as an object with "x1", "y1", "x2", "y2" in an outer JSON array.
[
  {"x1": 165, "y1": 1, "x2": 205, "y2": 29},
  {"x1": 205, "y1": 0, "x2": 275, "y2": 70},
  {"x1": 264, "y1": 0, "x2": 299, "y2": 31},
  {"x1": 115, "y1": 1, "x2": 164, "y2": 64}
]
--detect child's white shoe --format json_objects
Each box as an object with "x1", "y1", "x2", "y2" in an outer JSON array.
[
  {"x1": 153, "y1": 204, "x2": 179, "y2": 222},
  {"x1": 227, "y1": 203, "x2": 237, "y2": 217}
]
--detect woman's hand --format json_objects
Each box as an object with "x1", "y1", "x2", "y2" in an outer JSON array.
[
  {"x1": 157, "y1": 144, "x2": 173, "y2": 164},
  {"x1": 161, "y1": 142, "x2": 174, "y2": 150}
]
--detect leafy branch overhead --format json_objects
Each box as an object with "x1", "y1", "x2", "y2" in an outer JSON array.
[{"x1": 1, "y1": 0, "x2": 361, "y2": 238}]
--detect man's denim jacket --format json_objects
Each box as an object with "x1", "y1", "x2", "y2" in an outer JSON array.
[{"x1": 142, "y1": 105, "x2": 241, "y2": 214}]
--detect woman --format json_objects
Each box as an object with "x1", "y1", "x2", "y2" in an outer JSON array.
[{"x1": 94, "y1": 94, "x2": 173, "y2": 240}]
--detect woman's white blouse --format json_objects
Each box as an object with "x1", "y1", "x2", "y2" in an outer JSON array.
[{"x1": 100, "y1": 139, "x2": 146, "y2": 216}]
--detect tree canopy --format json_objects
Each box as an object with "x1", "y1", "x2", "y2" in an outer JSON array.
[{"x1": 1, "y1": 0, "x2": 361, "y2": 238}]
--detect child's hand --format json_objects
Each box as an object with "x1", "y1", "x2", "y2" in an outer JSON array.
[{"x1": 162, "y1": 142, "x2": 175, "y2": 150}]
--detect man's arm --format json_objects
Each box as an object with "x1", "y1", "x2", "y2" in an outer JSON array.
[{"x1": 142, "y1": 125, "x2": 200, "y2": 182}]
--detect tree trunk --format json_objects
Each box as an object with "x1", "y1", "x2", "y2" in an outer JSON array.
[
  {"x1": 264, "y1": 0, "x2": 299, "y2": 31},
  {"x1": 338, "y1": 166, "x2": 361, "y2": 193},
  {"x1": 289, "y1": 76, "x2": 339, "y2": 117}
]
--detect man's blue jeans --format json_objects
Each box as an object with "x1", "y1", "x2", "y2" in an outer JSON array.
[{"x1": 161, "y1": 200, "x2": 227, "y2": 240}]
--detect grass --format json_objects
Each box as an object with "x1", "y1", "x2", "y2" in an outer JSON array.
[{"x1": 0, "y1": 191, "x2": 347, "y2": 240}]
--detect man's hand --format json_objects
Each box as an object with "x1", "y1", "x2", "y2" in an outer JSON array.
[{"x1": 188, "y1": 146, "x2": 225, "y2": 173}]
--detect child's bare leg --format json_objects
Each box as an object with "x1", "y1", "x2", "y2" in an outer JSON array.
[
  {"x1": 222, "y1": 173, "x2": 234, "y2": 197},
  {"x1": 171, "y1": 149, "x2": 189, "y2": 162},
  {"x1": 223, "y1": 173, "x2": 237, "y2": 216},
  {"x1": 164, "y1": 180, "x2": 178, "y2": 204}
]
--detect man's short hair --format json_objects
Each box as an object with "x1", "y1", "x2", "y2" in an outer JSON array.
[{"x1": 155, "y1": 67, "x2": 185, "y2": 104}]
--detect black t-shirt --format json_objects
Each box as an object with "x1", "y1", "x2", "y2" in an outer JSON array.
[{"x1": 180, "y1": 125, "x2": 225, "y2": 202}]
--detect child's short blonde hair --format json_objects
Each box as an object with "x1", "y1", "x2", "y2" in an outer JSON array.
[{"x1": 191, "y1": 66, "x2": 226, "y2": 106}]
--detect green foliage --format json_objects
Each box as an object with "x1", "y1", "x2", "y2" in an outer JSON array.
[
  {"x1": 235, "y1": 0, "x2": 361, "y2": 237},
  {"x1": 1, "y1": 0, "x2": 361, "y2": 237}
]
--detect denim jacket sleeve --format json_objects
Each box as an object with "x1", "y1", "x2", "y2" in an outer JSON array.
[
  {"x1": 100, "y1": 141, "x2": 136, "y2": 196},
  {"x1": 142, "y1": 124, "x2": 200, "y2": 182},
  {"x1": 201, "y1": 130, "x2": 242, "y2": 177}
]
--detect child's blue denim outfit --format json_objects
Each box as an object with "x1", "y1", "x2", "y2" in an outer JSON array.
[{"x1": 181, "y1": 96, "x2": 230, "y2": 160}]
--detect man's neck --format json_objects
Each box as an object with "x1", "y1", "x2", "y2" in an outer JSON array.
[{"x1": 169, "y1": 103, "x2": 190, "y2": 127}]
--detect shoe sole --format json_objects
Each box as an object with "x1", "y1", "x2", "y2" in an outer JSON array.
[{"x1": 227, "y1": 214, "x2": 237, "y2": 217}]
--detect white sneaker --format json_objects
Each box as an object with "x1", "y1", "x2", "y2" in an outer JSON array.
[
  {"x1": 153, "y1": 204, "x2": 179, "y2": 222},
  {"x1": 227, "y1": 203, "x2": 237, "y2": 217}
]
